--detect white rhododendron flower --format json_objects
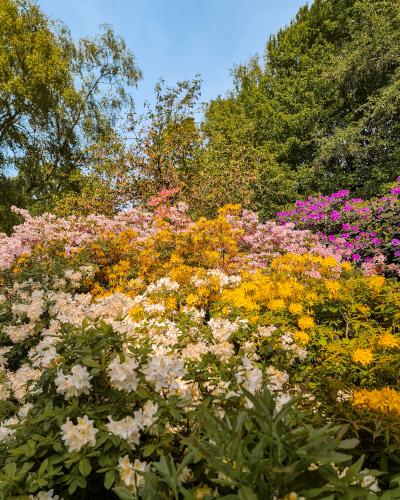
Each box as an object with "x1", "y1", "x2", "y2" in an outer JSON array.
[
  {"x1": 108, "y1": 356, "x2": 140, "y2": 392},
  {"x1": 54, "y1": 365, "x2": 92, "y2": 399},
  {"x1": 360, "y1": 469, "x2": 380, "y2": 492},
  {"x1": 274, "y1": 393, "x2": 293, "y2": 413},
  {"x1": 147, "y1": 277, "x2": 179, "y2": 293},
  {"x1": 0, "y1": 347, "x2": 11, "y2": 368},
  {"x1": 107, "y1": 416, "x2": 141, "y2": 449},
  {"x1": 8, "y1": 364, "x2": 42, "y2": 402},
  {"x1": 107, "y1": 400, "x2": 158, "y2": 449},
  {"x1": 0, "y1": 417, "x2": 18, "y2": 442},
  {"x1": 117, "y1": 455, "x2": 150, "y2": 492},
  {"x1": 178, "y1": 466, "x2": 195, "y2": 485},
  {"x1": 143, "y1": 355, "x2": 186, "y2": 392},
  {"x1": 235, "y1": 358, "x2": 263, "y2": 394},
  {"x1": 266, "y1": 366, "x2": 289, "y2": 390},
  {"x1": 60, "y1": 415, "x2": 98, "y2": 452},
  {"x1": 3, "y1": 323, "x2": 36, "y2": 343},
  {"x1": 31, "y1": 489, "x2": 60, "y2": 500}
]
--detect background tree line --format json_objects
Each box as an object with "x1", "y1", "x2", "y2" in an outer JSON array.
[{"x1": 1, "y1": 0, "x2": 400, "y2": 233}]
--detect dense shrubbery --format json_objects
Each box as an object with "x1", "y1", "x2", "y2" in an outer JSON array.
[
  {"x1": 1, "y1": 193, "x2": 400, "y2": 499},
  {"x1": 277, "y1": 182, "x2": 400, "y2": 277}
]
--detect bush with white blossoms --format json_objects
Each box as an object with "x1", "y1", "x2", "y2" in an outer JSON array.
[{"x1": 0, "y1": 204, "x2": 400, "y2": 499}]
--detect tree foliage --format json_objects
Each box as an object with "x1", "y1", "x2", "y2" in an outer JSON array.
[
  {"x1": 203, "y1": 0, "x2": 400, "y2": 218},
  {"x1": 0, "y1": 0, "x2": 142, "y2": 231}
]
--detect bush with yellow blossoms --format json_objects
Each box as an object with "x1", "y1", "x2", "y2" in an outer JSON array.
[{"x1": 1, "y1": 199, "x2": 400, "y2": 498}]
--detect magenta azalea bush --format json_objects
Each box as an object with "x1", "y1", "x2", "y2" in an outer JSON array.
[{"x1": 277, "y1": 180, "x2": 400, "y2": 277}]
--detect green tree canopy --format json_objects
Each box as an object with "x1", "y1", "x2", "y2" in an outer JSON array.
[
  {"x1": 0, "y1": 0, "x2": 142, "y2": 232},
  {"x1": 203, "y1": 0, "x2": 400, "y2": 218}
]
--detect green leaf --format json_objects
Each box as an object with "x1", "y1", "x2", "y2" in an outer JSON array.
[
  {"x1": 82, "y1": 356, "x2": 100, "y2": 368},
  {"x1": 113, "y1": 486, "x2": 135, "y2": 500},
  {"x1": 179, "y1": 486, "x2": 197, "y2": 500},
  {"x1": 38, "y1": 459, "x2": 48, "y2": 478},
  {"x1": 4, "y1": 463, "x2": 16, "y2": 479},
  {"x1": 79, "y1": 458, "x2": 92, "y2": 477},
  {"x1": 75, "y1": 476, "x2": 87, "y2": 488},
  {"x1": 143, "y1": 444, "x2": 156, "y2": 457},
  {"x1": 137, "y1": 387, "x2": 149, "y2": 399},
  {"x1": 239, "y1": 486, "x2": 258, "y2": 500},
  {"x1": 68, "y1": 479, "x2": 78, "y2": 495},
  {"x1": 105, "y1": 469, "x2": 116, "y2": 489}
]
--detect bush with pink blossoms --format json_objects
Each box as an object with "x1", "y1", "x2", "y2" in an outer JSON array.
[{"x1": 277, "y1": 184, "x2": 400, "y2": 277}]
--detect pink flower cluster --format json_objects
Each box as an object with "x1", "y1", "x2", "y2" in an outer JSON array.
[
  {"x1": 2, "y1": 198, "x2": 394, "y2": 278},
  {"x1": 275, "y1": 184, "x2": 400, "y2": 276},
  {"x1": 226, "y1": 210, "x2": 351, "y2": 271},
  {"x1": 0, "y1": 203, "x2": 191, "y2": 271}
]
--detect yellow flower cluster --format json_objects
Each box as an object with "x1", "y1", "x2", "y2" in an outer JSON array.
[
  {"x1": 352, "y1": 348, "x2": 373, "y2": 366},
  {"x1": 353, "y1": 387, "x2": 400, "y2": 417}
]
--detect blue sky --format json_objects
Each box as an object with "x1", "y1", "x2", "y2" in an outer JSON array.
[{"x1": 38, "y1": 0, "x2": 311, "y2": 111}]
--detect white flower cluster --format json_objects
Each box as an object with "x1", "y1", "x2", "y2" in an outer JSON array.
[
  {"x1": 108, "y1": 356, "x2": 140, "y2": 392},
  {"x1": 107, "y1": 400, "x2": 158, "y2": 449},
  {"x1": 279, "y1": 332, "x2": 307, "y2": 362},
  {"x1": 311, "y1": 463, "x2": 380, "y2": 493},
  {"x1": 55, "y1": 365, "x2": 92, "y2": 399},
  {"x1": 0, "y1": 403, "x2": 33, "y2": 443},
  {"x1": 29, "y1": 334, "x2": 58, "y2": 368},
  {"x1": 117, "y1": 456, "x2": 150, "y2": 492},
  {"x1": 147, "y1": 277, "x2": 179, "y2": 293},
  {"x1": 3, "y1": 323, "x2": 36, "y2": 343},
  {"x1": 64, "y1": 270, "x2": 83, "y2": 288},
  {"x1": 0, "y1": 416, "x2": 18, "y2": 442},
  {"x1": 235, "y1": 358, "x2": 263, "y2": 395},
  {"x1": 11, "y1": 289, "x2": 45, "y2": 323},
  {"x1": 0, "y1": 347, "x2": 11, "y2": 369},
  {"x1": 64, "y1": 266, "x2": 93, "y2": 288},
  {"x1": 60, "y1": 415, "x2": 98, "y2": 452},
  {"x1": 143, "y1": 355, "x2": 187, "y2": 393},
  {"x1": 336, "y1": 390, "x2": 353, "y2": 403},
  {"x1": 181, "y1": 306, "x2": 205, "y2": 323},
  {"x1": 7, "y1": 364, "x2": 42, "y2": 402},
  {"x1": 29, "y1": 489, "x2": 60, "y2": 500},
  {"x1": 266, "y1": 366, "x2": 289, "y2": 390}
]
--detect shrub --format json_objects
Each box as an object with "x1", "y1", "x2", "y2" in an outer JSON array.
[
  {"x1": 1, "y1": 202, "x2": 400, "y2": 498},
  {"x1": 277, "y1": 185, "x2": 400, "y2": 277}
]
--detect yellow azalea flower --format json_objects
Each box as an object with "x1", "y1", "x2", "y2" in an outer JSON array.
[
  {"x1": 304, "y1": 292, "x2": 318, "y2": 305},
  {"x1": 357, "y1": 305, "x2": 370, "y2": 315},
  {"x1": 379, "y1": 333, "x2": 399, "y2": 349},
  {"x1": 165, "y1": 297, "x2": 177, "y2": 311},
  {"x1": 353, "y1": 387, "x2": 400, "y2": 417},
  {"x1": 325, "y1": 280, "x2": 340, "y2": 293},
  {"x1": 340, "y1": 262, "x2": 352, "y2": 272},
  {"x1": 289, "y1": 303, "x2": 303, "y2": 315},
  {"x1": 186, "y1": 294, "x2": 199, "y2": 306},
  {"x1": 294, "y1": 331, "x2": 310, "y2": 345},
  {"x1": 352, "y1": 348, "x2": 373, "y2": 366},
  {"x1": 194, "y1": 485, "x2": 213, "y2": 499},
  {"x1": 267, "y1": 299, "x2": 285, "y2": 310},
  {"x1": 367, "y1": 276, "x2": 385, "y2": 289},
  {"x1": 298, "y1": 316, "x2": 315, "y2": 330},
  {"x1": 323, "y1": 257, "x2": 338, "y2": 268}
]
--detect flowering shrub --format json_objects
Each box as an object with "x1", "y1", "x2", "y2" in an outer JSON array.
[
  {"x1": 1, "y1": 200, "x2": 400, "y2": 498},
  {"x1": 277, "y1": 185, "x2": 400, "y2": 277}
]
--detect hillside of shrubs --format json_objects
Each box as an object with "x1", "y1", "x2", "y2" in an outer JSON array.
[
  {"x1": 2, "y1": 0, "x2": 400, "y2": 498},
  {"x1": 1, "y1": 184, "x2": 400, "y2": 500}
]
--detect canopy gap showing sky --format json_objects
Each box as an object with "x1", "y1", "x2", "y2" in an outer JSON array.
[{"x1": 39, "y1": 0, "x2": 311, "y2": 117}]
